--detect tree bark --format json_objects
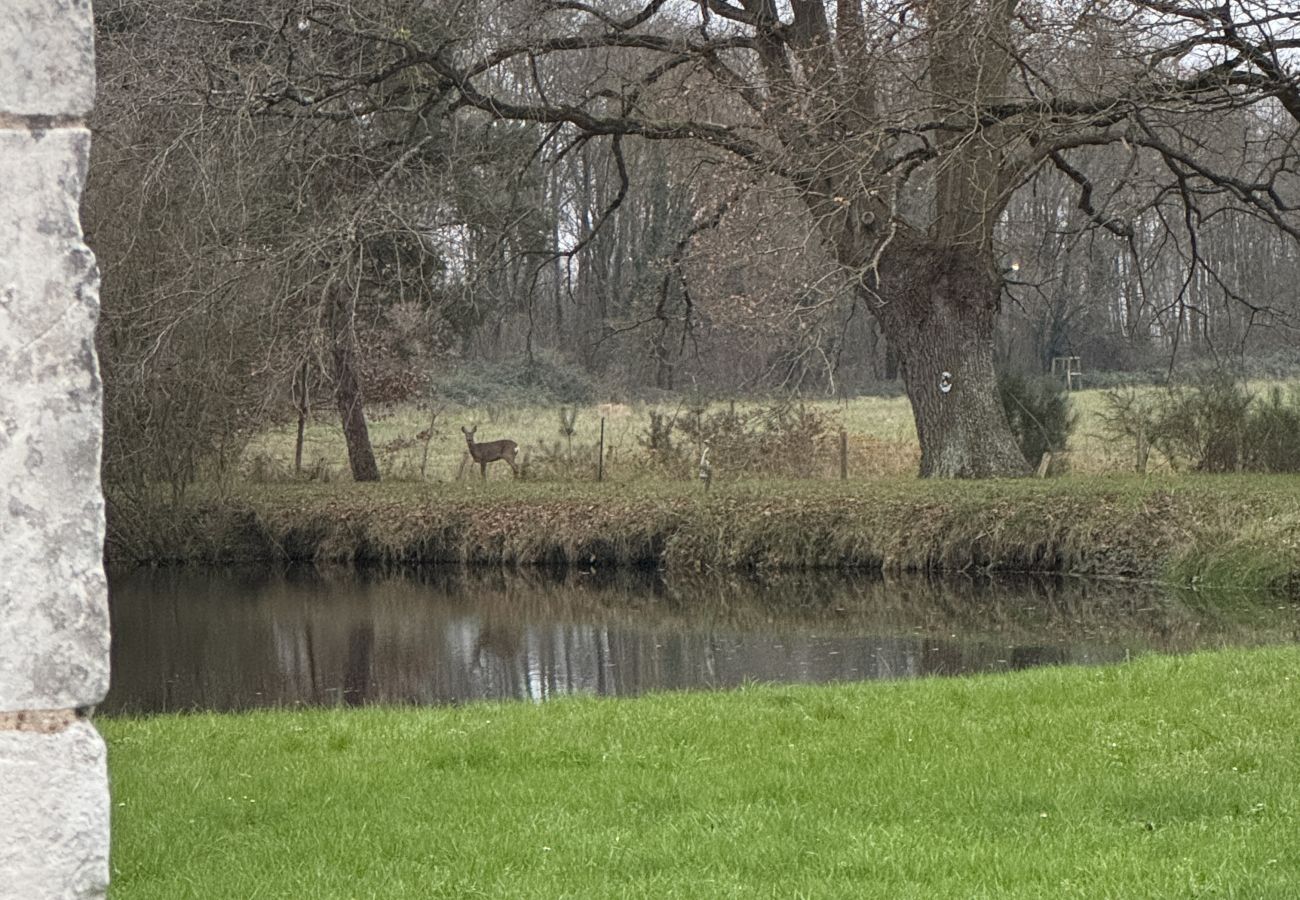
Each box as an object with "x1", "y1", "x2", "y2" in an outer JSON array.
[
  {"x1": 328, "y1": 282, "x2": 381, "y2": 482},
  {"x1": 874, "y1": 244, "x2": 1030, "y2": 478}
]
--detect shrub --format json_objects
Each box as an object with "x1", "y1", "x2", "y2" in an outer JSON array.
[
  {"x1": 1098, "y1": 373, "x2": 1300, "y2": 474},
  {"x1": 520, "y1": 439, "x2": 603, "y2": 481},
  {"x1": 1242, "y1": 349, "x2": 1300, "y2": 381},
  {"x1": 1084, "y1": 368, "x2": 1170, "y2": 390},
  {"x1": 1096, "y1": 386, "x2": 1163, "y2": 473},
  {"x1": 1155, "y1": 371, "x2": 1252, "y2": 472},
  {"x1": 997, "y1": 373, "x2": 1076, "y2": 467},
  {"x1": 433, "y1": 352, "x2": 595, "y2": 407},
  {"x1": 675, "y1": 402, "x2": 832, "y2": 478},
  {"x1": 638, "y1": 411, "x2": 678, "y2": 453},
  {"x1": 1244, "y1": 386, "x2": 1300, "y2": 473}
]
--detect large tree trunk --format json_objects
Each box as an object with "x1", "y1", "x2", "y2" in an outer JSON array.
[
  {"x1": 874, "y1": 244, "x2": 1029, "y2": 478},
  {"x1": 328, "y1": 282, "x2": 381, "y2": 482}
]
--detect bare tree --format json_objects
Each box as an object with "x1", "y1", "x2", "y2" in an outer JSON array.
[
  {"x1": 91, "y1": 1, "x2": 1300, "y2": 480},
  {"x1": 232, "y1": 0, "x2": 1299, "y2": 476},
  {"x1": 91, "y1": 0, "x2": 550, "y2": 485}
]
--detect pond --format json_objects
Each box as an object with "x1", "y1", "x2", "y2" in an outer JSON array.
[{"x1": 103, "y1": 566, "x2": 1300, "y2": 715}]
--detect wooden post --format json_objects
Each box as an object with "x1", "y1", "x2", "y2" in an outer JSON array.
[
  {"x1": 839, "y1": 429, "x2": 848, "y2": 480},
  {"x1": 598, "y1": 417, "x2": 605, "y2": 482},
  {"x1": 419, "y1": 408, "x2": 437, "y2": 480},
  {"x1": 294, "y1": 360, "x2": 309, "y2": 476},
  {"x1": 1036, "y1": 451, "x2": 1053, "y2": 478}
]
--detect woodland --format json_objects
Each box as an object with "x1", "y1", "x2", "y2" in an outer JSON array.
[{"x1": 88, "y1": 0, "x2": 1300, "y2": 484}]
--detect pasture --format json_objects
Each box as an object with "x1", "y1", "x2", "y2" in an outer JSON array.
[{"x1": 241, "y1": 386, "x2": 1167, "y2": 485}]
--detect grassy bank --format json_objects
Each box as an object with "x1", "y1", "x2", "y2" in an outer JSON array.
[
  {"x1": 103, "y1": 646, "x2": 1300, "y2": 898},
  {"x1": 111, "y1": 476, "x2": 1300, "y2": 594}
]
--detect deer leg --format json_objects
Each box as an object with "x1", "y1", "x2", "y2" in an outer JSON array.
[
  {"x1": 480, "y1": 461, "x2": 487, "y2": 480},
  {"x1": 507, "y1": 457, "x2": 518, "y2": 478}
]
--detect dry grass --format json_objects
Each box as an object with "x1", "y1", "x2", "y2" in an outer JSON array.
[
  {"x1": 241, "y1": 382, "x2": 1297, "y2": 484},
  {"x1": 108, "y1": 476, "x2": 1300, "y2": 597},
  {"x1": 239, "y1": 393, "x2": 1003, "y2": 484},
  {"x1": 121, "y1": 382, "x2": 1300, "y2": 584}
]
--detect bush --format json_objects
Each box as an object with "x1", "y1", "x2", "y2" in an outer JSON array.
[
  {"x1": 632, "y1": 402, "x2": 833, "y2": 479},
  {"x1": 1155, "y1": 371, "x2": 1252, "y2": 472},
  {"x1": 432, "y1": 352, "x2": 596, "y2": 408},
  {"x1": 674, "y1": 402, "x2": 832, "y2": 479},
  {"x1": 1098, "y1": 373, "x2": 1300, "y2": 474},
  {"x1": 997, "y1": 373, "x2": 1076, "y2": 467},
  {"x1": 1082, "y1": 350, "x2": 1300, "y2": 392},
  {"x1": 638, "y1": 411, "x2": 678, "y2": 453},
  {"x1": 1096, "y1": 385, "x2": 1163, "y2": 473},
  {"x1": 1244, "y1": 387, "x2": 1300, "y2": 473},
  {"x1": 1083, "y1": 368, "x2": 1171, "y2": 390}
]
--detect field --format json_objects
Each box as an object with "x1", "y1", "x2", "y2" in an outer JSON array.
[
  {"x1": 241, "y1": 387, "x2": 1150, "y2": 485},
  {"x1": 102, "y1": 646, "x2": 1300, "y2": 899}
]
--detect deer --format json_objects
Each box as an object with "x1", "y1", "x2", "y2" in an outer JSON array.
[{"x1": 461, "y1": 426, "x2": 519, "y2": 480}]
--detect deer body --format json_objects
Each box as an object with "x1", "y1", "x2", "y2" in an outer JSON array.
[{"x1": 462, "y1": 426, "x2": 519, "y2": 480}]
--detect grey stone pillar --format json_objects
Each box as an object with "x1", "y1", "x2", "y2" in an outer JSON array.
[{"x1": 0, "y1": 2, "x2": 111, "y2": 898}]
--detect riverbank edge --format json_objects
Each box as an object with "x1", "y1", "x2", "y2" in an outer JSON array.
[{"x1": 105, "y1": 476, "x2": 1300, "y2": 594}]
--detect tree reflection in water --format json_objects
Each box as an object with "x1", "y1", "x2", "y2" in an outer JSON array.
[{"x1": 102, "y1": 566, "x2": 1300, "y2": 714}]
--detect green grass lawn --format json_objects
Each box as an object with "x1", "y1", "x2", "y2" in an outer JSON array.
[{"x1": 103, "y1": 646, "x2": 1300, "y2": 898}]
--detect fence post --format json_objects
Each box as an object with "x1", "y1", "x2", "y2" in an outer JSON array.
[
  {"x1": 598, "y1": 417, "x2": 605, "y2": 482},
  {"x1": 294, "y1": 360, "x2": 309, "y2": 476},
  {"x1": 839, "y1": 429, "x2": 848, "y2": 480}
]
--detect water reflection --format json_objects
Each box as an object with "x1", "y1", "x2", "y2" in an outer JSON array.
[{"x1": 102, "y1": 567, "x2": 1300, "y2": 715}]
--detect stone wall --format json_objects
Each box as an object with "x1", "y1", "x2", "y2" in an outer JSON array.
[{"x1": 0, "y1": 1, "x2": 111, "y2": 897}]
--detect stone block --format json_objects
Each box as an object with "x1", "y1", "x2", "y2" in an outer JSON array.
[
  {"x1": 0, "y1": 128, "x2": 109, "y2": 711},
  {"x1": 0, "y1": 0, "x2": 96, "y2": 117},
  {"x1": 0, "y1": 721, "x2": 109, "y2": 899}
]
